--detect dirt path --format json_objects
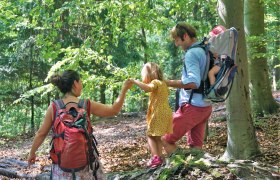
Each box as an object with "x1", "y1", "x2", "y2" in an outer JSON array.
[{"x1": 0, "y1": 103, "x2": 279, "y2": 178}]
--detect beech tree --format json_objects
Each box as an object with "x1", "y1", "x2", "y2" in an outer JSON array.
[
  {"x1": 217, "y1": 0, "x2": 260, "y2": 159},
  {"x1": 244, "y1": 0, "x2": 279, "y2": 117}
]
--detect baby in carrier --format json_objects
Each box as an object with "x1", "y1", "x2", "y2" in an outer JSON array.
[{"x1": 208, "y1": 25, "x2": 226, "y2": 86}]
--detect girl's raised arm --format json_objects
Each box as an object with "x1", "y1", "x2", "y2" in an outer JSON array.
[{"x1": 130, "y1": 79, "x2": 153, "y2": 92}]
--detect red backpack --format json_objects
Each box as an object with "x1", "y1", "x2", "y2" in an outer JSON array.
[{"x1": 50, "y1": 99, "x2": 99, "y2": 179}]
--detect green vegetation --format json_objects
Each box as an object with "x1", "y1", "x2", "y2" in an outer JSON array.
[{"x1": 0, "y1": 0, "x2": 279, "y2": 145}]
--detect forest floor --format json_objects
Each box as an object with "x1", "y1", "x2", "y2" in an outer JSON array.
[{"x1": 0, "y1": 95, "x2": 279, "y2": 179}]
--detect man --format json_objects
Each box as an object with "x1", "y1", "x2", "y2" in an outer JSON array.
[{"x1": 161, "y1": 22, "x2": 212, "y2": 155}]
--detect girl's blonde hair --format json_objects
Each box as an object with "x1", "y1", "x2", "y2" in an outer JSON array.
[{"x1": 141, "y1": 62, "x2": 163, "y2": 84}]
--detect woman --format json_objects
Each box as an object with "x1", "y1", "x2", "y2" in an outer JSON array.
[{"x1": 27, "y1": 70, "x2": 132, "y2": 179}]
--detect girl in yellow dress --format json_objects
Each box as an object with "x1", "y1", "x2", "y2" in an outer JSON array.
[{"x1": 130, "y1": 62, "x2": 173, "y2": 168}]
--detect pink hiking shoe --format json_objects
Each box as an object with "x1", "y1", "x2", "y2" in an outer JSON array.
[{"x1": 147, "y1": 155, "x2": 163, "y2": 168}]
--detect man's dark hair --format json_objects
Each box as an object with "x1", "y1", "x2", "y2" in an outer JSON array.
[{"x1": 171, "y1": 22, "x2": 197, "y2": 41}]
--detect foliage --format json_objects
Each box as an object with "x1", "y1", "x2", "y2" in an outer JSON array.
[
  {"x1": 0, "y1": 104, "x2": 46, "y2": 137},
  {"x1": 0, "y1": 0, "x2": 279, "y2": 136},
  {"x1": 0, "y1": 0, "x2": 219, "y2": 136},
  {"x1": 264, "y1": 0, "x2": 280, "y2": 77}
]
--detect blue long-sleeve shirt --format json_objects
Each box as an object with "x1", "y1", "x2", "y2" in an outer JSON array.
[{"x1": 179, "y1": 42, "x2": 212, "y2": 107}]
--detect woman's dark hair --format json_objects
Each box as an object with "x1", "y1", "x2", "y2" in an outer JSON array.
[
  {"x1": 171, "y1": 22, "x2": 197, "y2": 41},
  {"x1": 50, "y1": 70, "x2": 80, "y2": 94}
]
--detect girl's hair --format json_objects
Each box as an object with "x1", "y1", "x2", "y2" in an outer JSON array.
[
  {"x1": 141, "y1": 62, "x2": 163, "y2": 84},
  {"x1": 50, "y1": 70, "x2": 80, "y2": 94},
  {"x1": 170, "y1": 22, "x2": 197, "y2": 41}
]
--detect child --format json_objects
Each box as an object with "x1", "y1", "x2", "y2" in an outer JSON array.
[
  {"x1": 208, "y1": 54, "x2": 227, "y2": 86},
  {"x1": 130, "y1": 62, "x2": 173, "y2": 168},
  {"x1": 208, "y1": 25, "x2": 226, "y2": 86}
]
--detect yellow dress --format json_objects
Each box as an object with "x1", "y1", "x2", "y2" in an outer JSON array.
[{"x1": 146, "y1": 79, "x2": 173, "y2": 136}]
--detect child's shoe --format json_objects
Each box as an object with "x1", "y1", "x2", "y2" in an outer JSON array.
[{"x1": 147, "y1": 155, "x2": 163, "y2": 168}]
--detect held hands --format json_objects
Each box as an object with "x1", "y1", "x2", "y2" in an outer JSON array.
[
  {"x1": 128, "y1": 78, "x2": 135, "y2": 82},
  {"x1": 127, "y1": 78, "x2": 140, "y2": 86},
  {"x1": 123, "y1": 79, "x2": 134, "y2": 90},
  {"x1": 125, "y1": 78, "x2": 145, "y2": 90}
]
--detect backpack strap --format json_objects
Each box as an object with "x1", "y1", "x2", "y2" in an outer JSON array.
[
  {"x1": 78, "y1": 99, "x2": 91, "y2": 117},
  {"x1": 184, "y1": 38, "x2": 210, "y2": 104},
  {"x1": 53, "y1": 99, "x2": 65, "y2": 110},
  {"x1": 52, "y1": 99, "x2": 65, "y2": 124},
  {"x1": 78, "y1": 99, "x2": 85, "y2": 108},
  {"x1": 78, "y1": 99, "x2": 92, "y2": 132}
]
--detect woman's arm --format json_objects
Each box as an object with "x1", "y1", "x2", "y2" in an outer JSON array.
[
  {"x1": 28, "y1": 104, "x2": 53, "y2": 165},
  {"x1": 90, "y1": 79, "x2": 132, "y2": 117}
]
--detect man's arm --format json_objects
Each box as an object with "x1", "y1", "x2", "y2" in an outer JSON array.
[{"x1": 165, "y1": 79, "x2": 197, "y2": 89}]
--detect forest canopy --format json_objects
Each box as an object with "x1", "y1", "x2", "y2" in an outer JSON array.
[{"x1": 0, "y1": 0, "x2": 279, "y2": 137}]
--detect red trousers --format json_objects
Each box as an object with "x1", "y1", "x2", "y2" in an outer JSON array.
[{"x1": 163, "y1": 103, "x2": 212, "y2": 148}]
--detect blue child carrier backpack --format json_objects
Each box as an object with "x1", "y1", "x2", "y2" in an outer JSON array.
[
  {"x1": 180, "y1": 27, "x2": 238, "y2": 106},
  {"x1": 204, "y1": 27, "x2": 238, "y2": 102}
]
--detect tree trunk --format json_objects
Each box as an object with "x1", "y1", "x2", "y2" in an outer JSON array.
[
  {"x1": 273, "y1": 56, "x2": 280, "y2": 90},
  {"x1": 141, "y1": 27, "x2": 148, "y2": 64},
  {"x1": 29, "y1": 41, "x2": 35, "y2": 134},
  {"x1": 217, "y1": 0, "x2": 261, "y2": 160},
  {"x1": 100, "y1": 84, "x2": 106, "y2": 104},
  {"x1": 141, "y1": 27, "x2": 148, "y2": 111},
  {"x1": 244, "y1": 0, "x2": 279, "y2": 117},
  {"x1": 272, "y1": 4, "x2": 280, "y2": 91},
  {"x1": 112, "y1": 88, "x2": 118, "y2": 104}
]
